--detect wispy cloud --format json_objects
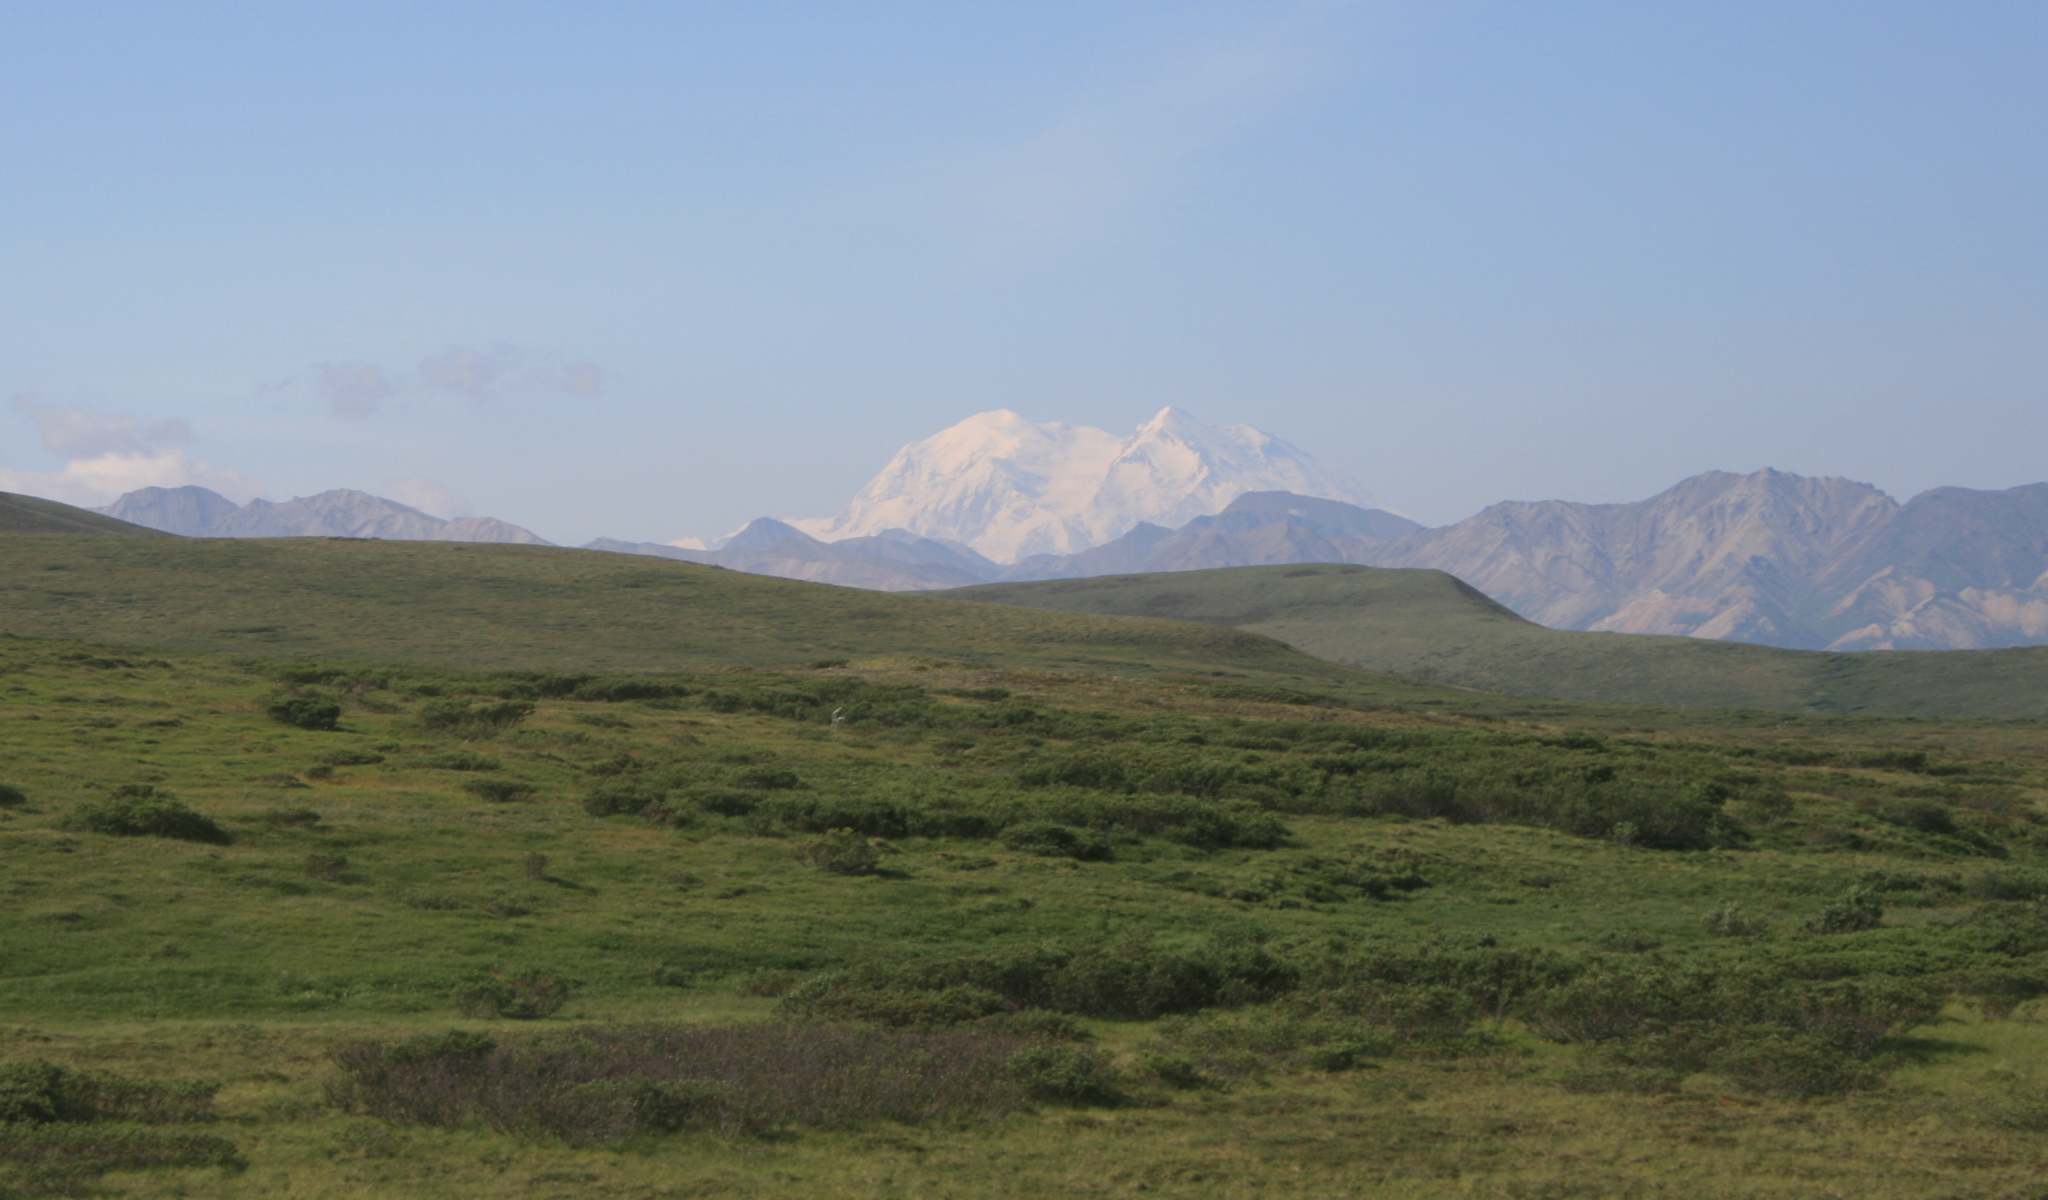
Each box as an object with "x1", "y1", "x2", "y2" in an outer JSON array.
[
  {"x1": 381, "y1": 476, "x2": 473, "y2": 519},
  {"x1": 319, "y1": 361, "x2": 397, "y2": 419},
  {"x1": 419, "y1": 345, "x2": 517, "y2": 397},
  {"x1": 13, "y1": 395, "x2": 191, "y2": 457},
  {"x1": 0, "y1": 396, "x2": 259, "y2": 507},
  {"x1": 910, "y1": 3, "x2": 1355, "y2": 265}
]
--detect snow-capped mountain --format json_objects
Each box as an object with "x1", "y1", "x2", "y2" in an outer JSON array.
[{"x1": 788, "y1": 407, "x2": 1369, "y2": 562}]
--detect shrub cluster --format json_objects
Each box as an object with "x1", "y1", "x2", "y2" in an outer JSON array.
[
  {"x1": 328, "y1": 1023, "x2": 1062, "y2": 1142},
  {"x1": 451, "y1": 970, "x2": 576, "y2": 1019},
  {"x1": 63, "y1": 786, "x2": 228, "y2": 845},
  {"x1": 0, "y1": 1059, "x2": 237, "y2": 1195},
  {"x1": 1521, "y1": 964, "x2": 1939, "y2": 1095},
  {"x1": 266, "y1": 694, "x2": 342, "y2": 731},
  {"x1": 781, "y1": 936, "x2": 1296, "y2": 1025}
]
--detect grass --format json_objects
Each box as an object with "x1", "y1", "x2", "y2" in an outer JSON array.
[
  {"x1": 0, "y1": 493, "x2": 165, "y2": 537},
  {"x1": 953, "y1": 563, "x2": 2048, "y2": 716},
  {"x1": 4, "y1": 532, "x2": 2048, "y2": 1195},
  {"x1": 3, "y1": 621, "x2": 2048, "y2": 1196},
  {"x1": 0, "y1": 534, "x2": 1484, "y2": 711}
]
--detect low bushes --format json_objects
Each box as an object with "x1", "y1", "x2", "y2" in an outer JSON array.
[
  {"x1": 0, "y1": 782, "x2": 26, "y2": 809},
  {"x1": 0, "y1": 1060, "x2": 236, "y2": 1195},
  {"x1": 782, "y1": 937, "x2": 1296, "y2": 1025},
  {"x1": 63, "y1": 786, "x2": 228, "y2": 845},
  {"x1": 1521, "y1": 964, "x2": 1939, "y2": 1095},
  {"x1": 795, "y1": 829, "x2": 883, "y2": 876},
  {"x1": 327, "y1": 1023, "x2": 1066, "y2": 1142},
  {"x1": 419, "y1": 699, "x2": 533, "y2": 733},
  {"x1": 266, "y1": 694, "x2": 342, "y2": 731},
  {"x1": 460, "y1": 779, "x2": 537, "y2": 803},
  {"x1": 451, "y1": 969, "x2": 576, "y2": 1019}
]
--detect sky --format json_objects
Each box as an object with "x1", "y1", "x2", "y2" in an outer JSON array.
[{"x1": 1, "y1": 1, "x2": 2043, "y2": 545}]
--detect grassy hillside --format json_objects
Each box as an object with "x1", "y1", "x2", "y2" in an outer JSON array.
[
  {"x1": 0, "y1": 491, "x2": 169, "y2": 536},
  {"x1": 0, "y1": 534, "x2": 1487, "y2": 711},
  {"x1": 954, "y1": 564, "x2": 2048, "y2": 717},
  {"x1": 3, "y1": 631, "x2": 2048, "y2": 1197}
]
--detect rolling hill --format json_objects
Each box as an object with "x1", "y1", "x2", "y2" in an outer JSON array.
[
  {"x1": 0, "y1": 489, "x2": 172, "y2": 536},
  {"x1": 0, "y1": 533, "x2": 1475, "y2": 711},
  {"x1": 952, "y1": 564, "x2": 2048, "y2": 717}
]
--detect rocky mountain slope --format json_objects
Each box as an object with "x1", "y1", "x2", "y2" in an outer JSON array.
[
  {"x1": 1363, "y1": 470, "x2": 2048, "y2": 651},
  {"x1": 785, "y1": 407, "x2": 1369, "y2": 561},
  {"x1": 102, "y1": 486, "x2": 552, "y2": 545}
]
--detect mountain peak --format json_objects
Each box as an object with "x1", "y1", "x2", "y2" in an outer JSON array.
[{"x1": 788, "y1": 409, "x2": 1365, "y2": 562}]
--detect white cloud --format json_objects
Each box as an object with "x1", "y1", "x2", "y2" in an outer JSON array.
[
  {"x1": 11, "y1": 394, "x2": 190, "y2": 457},
  {"x1": 381, "y1": 476, "x2": 473, "y2": 519},
  {"x1": 0, "y1": 397, "x2": 259, "y2": 507},
  {"x1": 0, "y1": 449, "x2": 261, "y2": 509}
]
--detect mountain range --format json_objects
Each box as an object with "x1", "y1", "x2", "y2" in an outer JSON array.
[
  {"x1": 64, "y1": 407, "x2": 2048, "y2": 653},
  {"x1": 99, "y1": 486, "x2": 552, "y2": 545}
]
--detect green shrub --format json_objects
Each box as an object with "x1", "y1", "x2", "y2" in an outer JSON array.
[
  {"x1": 305, "y1": 854, "x2": 350, "y2": 881},
  {"x1": 1705, "y1": 904, "x2": 1770, "y2": 938},
  {"x1": 381, "y1": 1031, "x2": 496, "y2": 1065},
  {"x1": 420, "y1": 699, "x2": 534, "y2": 732},
  {"x1": 582, "y1": 781, "x2": 664, "y2": 817},
  {"x1": 0, "y1": 1059, "x2": 220, "y2": 1125},
  {"x1": 1711, "y1": 1030, "x2": 1876, "y2": 1096},
  {"x1": 64, "y1": 786, "x2": 228, "y2": 844},
  {"x1": 1001, "y1": 822, "x2": 1112, "y2": 861},
  {"x1": 266, "y1": 695, "x2": 342, "y2": 731},
  {"x1": 1805, "y1": 887, "x2": 1884, "y2": 934},
  {"x1": 1006, "y1": 1044, "x2": 1124, "y2": 1106},
  {"x1": 461, "y1": 778, "x2": 538, "y2": 804},
  {"x1": 796, "y1": 829, "x2": 883, "y2": 876},
  {"x1": 451, "y1": 970, "x2": 576, "y2": 1019},
  {"x1": 0, "y1": 782, "x2": 26, "y2": 809},
  {"x1": 316, "y1": 748, "x2": 385, "y2": 766},
  {"x1": 419, "y1": 751, "x2": 501, "y2": 771}
]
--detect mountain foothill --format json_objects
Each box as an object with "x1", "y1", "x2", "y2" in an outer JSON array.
[{"x1": 19, "y1": 407, "x2": 2047, "y2": 655}]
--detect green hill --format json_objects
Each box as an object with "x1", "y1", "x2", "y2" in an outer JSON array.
[
  {"x1": 0, "y1": 533, "x2": 1479, "y2": 710},
  {"x1": 952, "y1": 564, "x2": 2048, "y2": 717},
  {"x1": 0, "y1": 489, "x2": 171, "y2": 536}
]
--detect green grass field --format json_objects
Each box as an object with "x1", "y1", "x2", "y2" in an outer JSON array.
[
  {"x1": 5, "y1": 535, "x2": 2048, "y2": 1197},
  {"x1": 954, "y1": 564, "x2": 2048, "y2": 717}
]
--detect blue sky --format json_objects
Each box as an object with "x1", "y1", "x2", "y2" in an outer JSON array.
[{"x1": 1, "y1": 1, "x2": 2042, "y2": 543}]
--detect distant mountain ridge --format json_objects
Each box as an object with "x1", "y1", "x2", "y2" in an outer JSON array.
[
  {"x1": 101, "y1": 486, "x2": 552, "y2": 545},
  {"x1": 590, "y1": 491, "x2": 1420, "y2": 593},
  {"x1": 1369, "y1": 470, "x2": 2048, "y2": 651},
  {"x1": 784, "y1": 407, "x2": 1371, "y2": 561}
]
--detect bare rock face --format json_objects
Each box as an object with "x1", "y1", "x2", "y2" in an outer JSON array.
[
  {"x1": 1365, "y1": 470, "x2": 1900, "y2": 648},
  {"x1": 101, "y1": 486, "x2": 553, "y2": 545},
  {"x1": 1808, "y1": 484, "x2": 2048, "y2": 649}
]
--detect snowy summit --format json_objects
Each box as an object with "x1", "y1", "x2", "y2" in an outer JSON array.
[{"x1": 786, "y1": 407, "x2": 1368, "y2": 562}]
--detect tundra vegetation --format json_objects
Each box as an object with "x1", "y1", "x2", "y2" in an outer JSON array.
[{"x1": 3, "y1": 620, "x2": 2048, "y2": 1197}]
